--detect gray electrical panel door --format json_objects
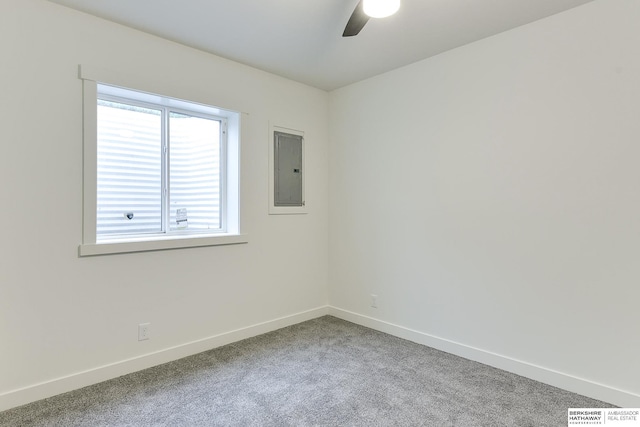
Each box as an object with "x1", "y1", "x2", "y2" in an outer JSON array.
[{"x1": 274, "y1": 131, "x2": 303, "y2": 206}]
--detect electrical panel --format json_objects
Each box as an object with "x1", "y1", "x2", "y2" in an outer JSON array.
[{"x1": 274, "y1": 131, "x2": 303, "y2": 207}]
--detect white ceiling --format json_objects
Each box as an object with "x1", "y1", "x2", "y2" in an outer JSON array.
[{"x1": 49, "y1": 0, "x2": 595, "y2": 91}]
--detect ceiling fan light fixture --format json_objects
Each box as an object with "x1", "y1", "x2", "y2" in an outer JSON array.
[{"x1": 363, "y1": 0, "x2": 400, "y2": 18}]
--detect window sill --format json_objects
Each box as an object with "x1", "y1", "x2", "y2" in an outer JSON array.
[{"x1": 79, "y1": 234, "x2": 248, "y2": 257}]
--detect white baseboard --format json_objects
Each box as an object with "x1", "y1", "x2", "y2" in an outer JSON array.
[
  {"x1": 328, "y1": 306, "x2": 640, "y2": 408},
  {"x1": 0, "y1": 306, "x2": 330, "y2": 412},
  {"x1": 4, "y1": 305, "x2": 637, "y2": 413}
]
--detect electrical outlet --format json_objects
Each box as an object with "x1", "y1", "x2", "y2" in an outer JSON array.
[
  {"x1": 138, "y1": 323, "x2": 150, "y2": 341},
  {"x1": 371, "y1": 294, "x2": 378, "y2": 308}
]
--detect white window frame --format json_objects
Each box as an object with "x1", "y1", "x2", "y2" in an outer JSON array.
[{"x1": 79, "y1": 65, "x2": 247, "y2": 256}]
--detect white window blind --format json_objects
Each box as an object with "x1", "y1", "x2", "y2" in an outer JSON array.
[
  {"x1": 168, "y1": 112, "x2": 222, "y2": 231},
  {"x1": 97, "y1": 100, "x2": 162, "y2": 236},
  {"x1": 95, "y1": 91, "x2": 225, "y2": 241}
]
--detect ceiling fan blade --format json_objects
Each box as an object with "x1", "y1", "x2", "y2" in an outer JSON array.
[{"x1": 343, "y1": 0, "x2": 370, "y2": 37}]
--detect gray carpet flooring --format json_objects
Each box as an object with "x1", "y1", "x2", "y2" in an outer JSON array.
[{"x1": 0, "y1": 316, "x2": 611, "y2": 426}]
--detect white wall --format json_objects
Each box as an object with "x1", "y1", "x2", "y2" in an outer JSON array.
[
  {"x1": 329, "y1": 0, "x2": 640, "y2": 406},
  {"x1": 0, "y1": 0, "x2": 329, "y2": 409}
]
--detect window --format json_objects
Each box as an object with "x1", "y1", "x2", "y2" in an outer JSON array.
[
  {"x1": 96, "y1": 88, "x2": 225, "y2": 238},
  {"x1": 79, "y1": 66, "x2": 245, "y2": 256}
]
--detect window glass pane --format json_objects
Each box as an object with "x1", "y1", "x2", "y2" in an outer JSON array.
[
  {"x1": 169, "y1": 112, "x2": 221, "y2": 231},
  {"x1": 96, "y1": 100, "x2": 162, "y2": 237}
]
